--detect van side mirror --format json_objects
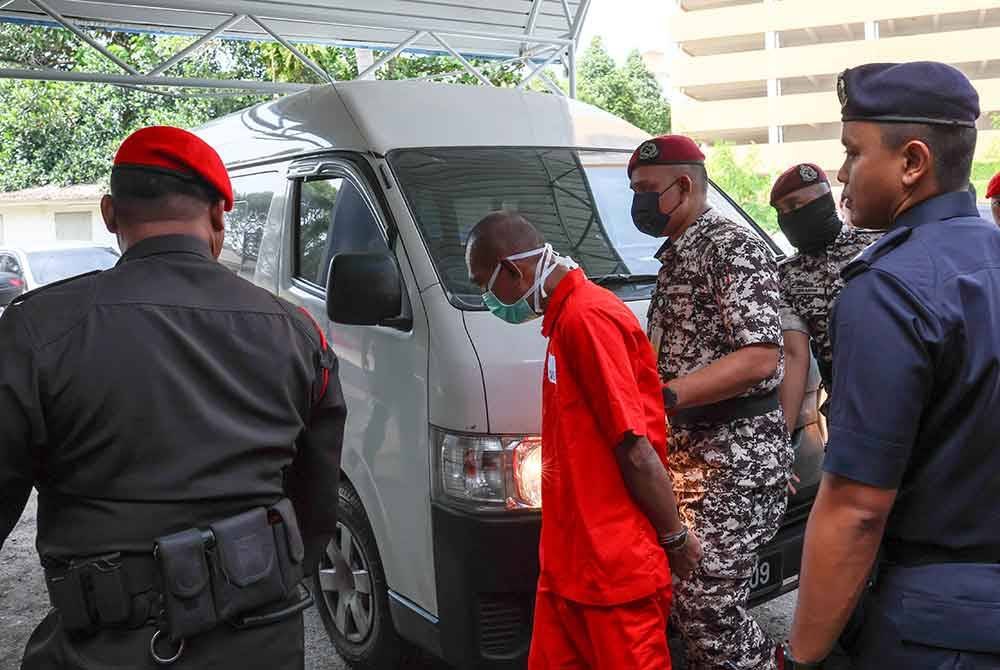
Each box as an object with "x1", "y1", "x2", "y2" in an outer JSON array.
[{"x1": 326, "y1": 252, "x2": 411, "y2": 330}]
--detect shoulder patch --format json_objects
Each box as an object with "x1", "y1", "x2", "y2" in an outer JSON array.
[
  {"x1": 841, "y1": 227, "x2": 911, "y2": 281},
  {"x1": 9, "y1": 270, "x2": 102, "y2": 307}
]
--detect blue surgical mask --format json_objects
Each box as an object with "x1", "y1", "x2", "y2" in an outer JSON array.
[
  {"x1": 483, "y1": 245, "x2": 574, "y2": 324},
  {"x1": 631, "y1": 179, "x2": 682, "y2": 237}
]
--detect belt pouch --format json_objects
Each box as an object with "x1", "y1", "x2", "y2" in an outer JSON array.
[
  {"x1": 269, "y1": 499, "x2": 305, "y2": 592},
  {"x1": 44, "y1": 564, "x2": 92, "y2": 632},
  {"x1": 89, "y1": 554, "x2": 130, "y2": 626},
  {"x1": 155, "y1": 528, "x2": 218, "y2": 642},
  {"x1": 209, "y1": 507, "x2": 285, "y2": 621}
]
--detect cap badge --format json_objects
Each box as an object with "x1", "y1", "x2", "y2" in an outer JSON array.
[
  {"x1": 638, "y1": 141, "x2": 660, "y2": 161},
  {"x1": 837, "y1": 72, "x2": 848, "y2": 108},
  {"x1": 799, "y1": 165, "x2": 819, "y2": 182}
]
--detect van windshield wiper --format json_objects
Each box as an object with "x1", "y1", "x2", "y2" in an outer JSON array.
[{"x1": 591, "y1": 273, "x2": 659, "y2": 287}]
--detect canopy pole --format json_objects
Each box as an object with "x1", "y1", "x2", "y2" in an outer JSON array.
[
  {"x1": 431, "y1": 33, "x2": 492, "y2": 87},
  {"x1": 30, "y1": 0, "x2": 140, "y2": 75},
  {"x1": 249, "y1": 15, "x2": 334, "y2": 84},
  {"x1": 0, "y1": 67, "x2": 312, "y2": 93},
  {"x1": 357, "y1": 30, "x2": 427, "y2": 80},
  {"x1": 149, "y1": 13, "x2": 247, "y2": 76}
]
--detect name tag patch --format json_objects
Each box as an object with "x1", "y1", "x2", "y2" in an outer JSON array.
[{"x1": 547, "y1": 354, "x2": 557, "y2": 384}]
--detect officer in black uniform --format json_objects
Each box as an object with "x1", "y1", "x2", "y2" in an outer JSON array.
[
  {"x1": 782, "y1": 62, "x2": 1000, "y2": 669},
  {"x1": 0, "y1": 126, "x2": 346, "y2": 669}
]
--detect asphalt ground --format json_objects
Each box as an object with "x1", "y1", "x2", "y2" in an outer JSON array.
[{"x1": 1, "y1": 492, "x2": 804, "y2": 670}]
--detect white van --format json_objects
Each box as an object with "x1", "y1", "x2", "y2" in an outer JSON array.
[{"x1": 196, "y1": 81, "x2": 826, "y2": 670}]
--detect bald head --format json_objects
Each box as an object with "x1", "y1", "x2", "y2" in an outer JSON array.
[{"x1": 466, "y1": 211, "x2": 545, "y2": 286}]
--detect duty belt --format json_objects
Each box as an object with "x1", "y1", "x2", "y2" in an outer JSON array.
[
  {"x1": 882, "y1": 539, "x2": 1000, "y2": 567},
  {"x1": 43, "y1": 498, "x2": 313, "y2": 666},
  {"x1": 670, "y1": 388, "x2": 780, "y2": 429}
]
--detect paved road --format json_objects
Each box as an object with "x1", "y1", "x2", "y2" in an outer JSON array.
[{"x1": 0, "y1": 493, "x2": 799, "y2": 670}]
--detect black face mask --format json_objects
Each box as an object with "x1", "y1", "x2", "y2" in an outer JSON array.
[
  {"x1": 777, "y1": 193, "x2": 843, "y2": 254},
  {"x1": 631, "y1": 180, "x2": 683, "y2": 238}
]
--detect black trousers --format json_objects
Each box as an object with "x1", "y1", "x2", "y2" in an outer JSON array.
[{"x1": 22, "y1": 609, "x2": 305, "y2": 669}]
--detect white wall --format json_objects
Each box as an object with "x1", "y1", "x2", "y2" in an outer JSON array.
[{"x1": 0, "y1": 202, "x2": 116, "y2": 247}]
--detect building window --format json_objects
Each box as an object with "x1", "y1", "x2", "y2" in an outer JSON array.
[{"x1": 54, "y1": 211, "x2": 93, "y2": 241}]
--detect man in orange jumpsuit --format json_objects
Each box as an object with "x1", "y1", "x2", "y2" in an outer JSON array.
[{"x1": 466, "y1": 211, "x2": 702, "y2": 669}]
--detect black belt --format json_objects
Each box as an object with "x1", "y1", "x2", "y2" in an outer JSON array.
[
  {"x1": 882, "y1": 539, "x2": 1000, "y2": 567},
  {"x1": 671, "y1": 388, "x2": 780, "y2": 429}
]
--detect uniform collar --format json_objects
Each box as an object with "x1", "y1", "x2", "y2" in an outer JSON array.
[
  {"x1": 895, "y1": 190, "x2": 979, "y2": 231},
  {"x1": 541, "y1": 268, "x2": 586, "y2": 338},
  {"x1": 119, "y1": 234, "x2": 214, "y2": 264},
  {"x1": 657, "y1": 207, "x2": 714, "y2": 262}
]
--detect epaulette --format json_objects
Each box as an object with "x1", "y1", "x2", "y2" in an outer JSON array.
[
  {"x1": 841, "y1": 227, "x2": 912, "y2": 281},
  {"x1": 9, "y1": 270, "x2": 102, "y2": 307},
  {"x1": 777, "y1": 253, "x2": 801, "y2": 268}
]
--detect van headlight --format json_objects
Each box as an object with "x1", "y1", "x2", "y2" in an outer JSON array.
[{"x1": 432, "y1": 428, "x2": 542, "y2": 512}]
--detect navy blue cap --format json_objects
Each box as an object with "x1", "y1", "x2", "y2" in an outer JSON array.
[{"x1": 838, "y1": 62, "x2": 980, "y2": 128}]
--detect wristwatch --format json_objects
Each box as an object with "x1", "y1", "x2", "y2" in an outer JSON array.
[
  {"x1": 662, "y1": 384, "x2": 678, "y2": 411},
  {"x1": 778, "y1": 641, "x2": 824, "y2": 669}
]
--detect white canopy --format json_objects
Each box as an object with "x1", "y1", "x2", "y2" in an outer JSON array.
[{"x1": 0, "y1": 0, "x2": 591, "y2": 94}]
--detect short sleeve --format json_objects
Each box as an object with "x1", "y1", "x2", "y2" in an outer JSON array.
[
  {"x1": 823, "y1": 271, "x2": 936, "y2": 489},
  {"x1": 777, "y1": 270, "x2": 809, "y2": 333},
  {"x1": 707, "y1": 232, "x2": 783, "y2": 348},
  {"x1": 560, "y1": 308, "x2": 647, "y2": 447}
]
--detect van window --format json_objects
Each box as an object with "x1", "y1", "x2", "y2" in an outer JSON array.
[
  {"x1": 295, "y1": 176, "x2": 387, "y2": 288},
  {"x1": 224, "y1": 172, "x2": 277, "y2": 279},
  {"x1": 390, "y1": 147, "x2": 766, "y2": 307},
  {"x1": 0, "y1": 253, "x2": 22, "y2": 276}
]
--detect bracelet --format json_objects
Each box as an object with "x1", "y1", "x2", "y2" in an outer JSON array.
[{"x1": 658, "y1": 527, "x2": 688, "y2": 552}]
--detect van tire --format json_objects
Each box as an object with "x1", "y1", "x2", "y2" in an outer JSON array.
[{"x1": 313, "y1": 481, "x2": 417, "y2": 669}]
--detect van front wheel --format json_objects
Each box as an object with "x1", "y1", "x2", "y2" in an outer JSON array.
[{"x1": 314, "y1": 481, "x2": 416, "y2": 669}]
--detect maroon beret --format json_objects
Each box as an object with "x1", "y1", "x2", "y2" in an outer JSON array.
[
  {"x1": 628, "y1": 135, "x2": 705, "y2": 177},
  {"x1": 114, "y1": 126, "x2": 234, "y2": 211},
  {"x1": 770, "y1": 163, "x2": 829, "y2": 206}
]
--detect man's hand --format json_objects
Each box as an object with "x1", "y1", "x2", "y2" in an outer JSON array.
[
  {"x1": 788, "y1": 472, "x2": 801, "y2": 495},
  {"x1": 668, "y1": 528, "x2": 703, "y2": 580}
]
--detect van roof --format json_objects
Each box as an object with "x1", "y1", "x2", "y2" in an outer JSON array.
[{"x1": 197, "y1": 81, "x2": 649, "y2": 168}]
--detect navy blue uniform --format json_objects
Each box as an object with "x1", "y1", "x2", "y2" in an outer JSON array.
[{"x1": 826, "y1": 191, "x2": 1000, "y2": 667}]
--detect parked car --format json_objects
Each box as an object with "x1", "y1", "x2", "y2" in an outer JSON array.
[
  {"x1": 0, "y1": 242, "x2": 120, "y2": 295},
  {"x1": 197, "y1": 81, "x2": 825, "y2": 670},
  {"x1": 0, "y1": 271, "x2": 25, "y2": 314}
]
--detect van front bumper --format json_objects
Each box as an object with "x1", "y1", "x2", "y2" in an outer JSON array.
[{"x1": 419, "y1": 503, "x2": 541, "y2": 669}]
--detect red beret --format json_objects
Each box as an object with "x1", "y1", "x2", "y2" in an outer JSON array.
[
  {"x1": 628, "y1": 135, "x2": 705, "y2": 177},
  {"x1": 988, "y1": 172, "x2": 1000, "y2": 199},
  {"x1": 770, "y1": 163, "x2": 829, "y2": 206},
  {"x1": 114, "y1": 126, "x2": 233, "y2": 211}
]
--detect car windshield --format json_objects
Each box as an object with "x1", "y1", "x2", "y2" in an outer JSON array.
[
  {"x1": 390, "y1": 147, "x2": 769, "y2": 307},
  {"x1": 26, "y1": 247, "x2": 119, "y2": 285}
]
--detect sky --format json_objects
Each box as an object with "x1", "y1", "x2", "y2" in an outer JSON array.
[{"x1": 579, "y1": 0, "x2": 672, "y2": 64}]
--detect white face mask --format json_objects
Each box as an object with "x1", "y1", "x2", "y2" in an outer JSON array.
[{"x1": 480, "y1": 244, "x2": 578, "y2": 324}]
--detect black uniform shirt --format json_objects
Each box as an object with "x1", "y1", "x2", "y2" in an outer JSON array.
[
  {"x1": 825, "y1": 192, "x2": 1000, "y2": 552},
  {"x1": 0, "y1": 234, "x2": 345, "y2": 558}
]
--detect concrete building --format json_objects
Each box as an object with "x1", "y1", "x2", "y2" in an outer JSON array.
[
  {"x1": 647, "y1": 0, "x2": 1000, "y2": 180},
  {"x1": 0, "y1": 185, "x2": 114, "y2": 246}
]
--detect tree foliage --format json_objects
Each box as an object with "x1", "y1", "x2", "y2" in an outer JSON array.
[
  {"x1": 577, "y1": 37, "x2": 670, "y2": 136},
  {"x1": 705, "y1": 143, "x2": 777, "y2": 233}
]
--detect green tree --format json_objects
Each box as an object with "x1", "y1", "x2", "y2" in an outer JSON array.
[
  {"x1": 705, "y1": 143, "x2": 777, "y2": 232},
  {"x1": 577, "y1": 37, "x2": 670, "y2": 135}
]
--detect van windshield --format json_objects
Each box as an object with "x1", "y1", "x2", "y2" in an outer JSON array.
[{"x1": 390, "y1": 147, "x2": 764, "y2": 307}]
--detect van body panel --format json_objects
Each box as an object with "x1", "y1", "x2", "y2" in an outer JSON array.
[
  {"x1": 335, "y1": 80, "x2": 648, "y2": 154},
  {"x1": 196, "y1": 86, "x2": 369, "y2": 168},
  {"x1": 424, "y1": 289, "x2": 490, "y2": 434}
]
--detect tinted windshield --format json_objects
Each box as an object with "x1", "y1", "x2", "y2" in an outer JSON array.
[
  {"x1": 390, "y1": 148, "x2": 768, "y2": 307},
  {"x1": 27, "y1": 247, "x2": 119, "y2": 285}
]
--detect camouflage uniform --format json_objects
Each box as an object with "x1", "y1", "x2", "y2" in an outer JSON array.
[
  {"x1": 778, "y1": 225, "x2": 883, "y2": 388},
  {"x1": 648, "y1": 208, "x2": 793, "y2": 670}
]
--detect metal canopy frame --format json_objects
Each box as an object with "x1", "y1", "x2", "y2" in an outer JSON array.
[{"x1": 0, "y1": 0, "x2": 592, "y2": 97}]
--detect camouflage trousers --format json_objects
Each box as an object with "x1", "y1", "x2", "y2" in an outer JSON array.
[{"x1": 670, "y1": 483, "x2": 787, "y2": 670}]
